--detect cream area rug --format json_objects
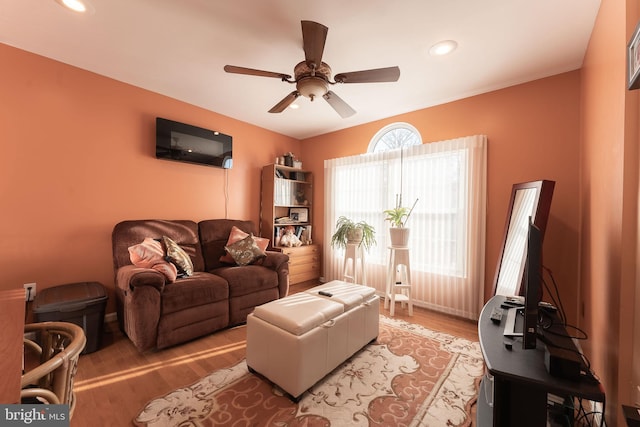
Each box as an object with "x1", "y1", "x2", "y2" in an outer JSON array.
[{"x1": 134, "y1": 316, "x2": 484, "y2": 427}]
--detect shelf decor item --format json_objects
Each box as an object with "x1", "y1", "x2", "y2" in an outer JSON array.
[
  {"x1": 330, "y1": 216, "x2": 376, "y2": 251},
  {"x1": 283, "y1": 152, "x2": 294, "y2": 167},
  {"x1": 628, "y1": 20, "x2": 640, "y2": 90},
  {"x1": 289, "y1": 207, "x2": 308, "y2": 223}
]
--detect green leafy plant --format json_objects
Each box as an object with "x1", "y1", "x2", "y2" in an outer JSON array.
[
  {"x1": 384, "y1": 198, "x2": 418, "y2": 228},
  {"x1": 330, "y1": 216, "x2": 376, "y2": 251}
]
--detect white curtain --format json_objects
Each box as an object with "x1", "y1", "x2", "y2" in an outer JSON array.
[{"x1": 324, "y1": 135, "x2": 487, "y2": 319}]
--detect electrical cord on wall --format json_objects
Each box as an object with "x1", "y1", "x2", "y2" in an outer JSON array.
[
  {"x1": 542, "y1": 265, "x2": 567, "y2": 325},
  {"x1": 224, "y1": 168, "x2": 229, "y2": 219}
]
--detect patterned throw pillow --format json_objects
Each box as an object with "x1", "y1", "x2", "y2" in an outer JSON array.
[
  {"x1": 162, "y1": 236, "x2": 194, "y2": 276},
  {"x1": 224, "y1": 234, "x2": 267, "y2": 266},
  {"x1": 220, "y1": 226, "x2": 269, "y2": 264},
  {"x1": 128, "y1": 237, "x2": 178, "y2": 283}
]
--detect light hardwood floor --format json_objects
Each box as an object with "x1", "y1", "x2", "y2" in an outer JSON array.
[{"x1": 70, "y1": 281, "x2": 479, "y2": 426}]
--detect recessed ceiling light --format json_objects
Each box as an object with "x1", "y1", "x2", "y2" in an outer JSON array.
[
  {"x1": 55, "y1": 0, "x2": 89, "y2": 13},
  {"x1": 429, "y1": 40, "x2": 458, "y2": 56},
  {"x1": 289, "y1": 104, "x2": 300, "y2": 110}
]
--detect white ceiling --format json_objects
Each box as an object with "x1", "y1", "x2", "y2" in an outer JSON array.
[{"x1": 0, "y1": 0, "x2": 600, "y2": 140}]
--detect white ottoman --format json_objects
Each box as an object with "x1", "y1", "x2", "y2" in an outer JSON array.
[{"x1": 246, "y1": 280, "x2": 379, "y2": 401}]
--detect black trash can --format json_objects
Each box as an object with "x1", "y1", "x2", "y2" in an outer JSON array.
[{"x1": 33, "y1": 281, "x2": 108, "y2": 354}]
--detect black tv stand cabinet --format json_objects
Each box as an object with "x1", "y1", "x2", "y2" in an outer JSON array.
[{"x1": 477, "y1": 296, "x2": 605, "y2": 426}]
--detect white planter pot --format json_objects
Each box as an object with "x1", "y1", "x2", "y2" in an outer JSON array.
[{"x1": 389, "y1": 228, "x2": 410, "y2": 247}]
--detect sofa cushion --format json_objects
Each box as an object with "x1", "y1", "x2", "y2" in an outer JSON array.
[
  {"x1": 161, "y1": 272, "x2": 229, "y2": 315},
  {"x1": 199, "y1": 220, "x2": 258, "y2": 271},
  {"x1": 128, "y1": 237, "x2": 178, "y2": 282},
  {"x1": 113, "y1": 220, "x2": 205, "y2": 273},
  {"x1": 213, "y1": 265, "x2": 279, "y2": 298},
  {"x1": 162, "y1": 235, "x2": 194, "y2": 276}
]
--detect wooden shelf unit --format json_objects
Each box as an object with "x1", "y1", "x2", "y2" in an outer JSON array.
[{"x1": 261, "y1": 164, "x2": 320, "y2": 284}]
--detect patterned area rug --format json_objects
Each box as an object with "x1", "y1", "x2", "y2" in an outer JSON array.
[{"x1": 134, "y1": 316, "x2": 483, "y2": 427}]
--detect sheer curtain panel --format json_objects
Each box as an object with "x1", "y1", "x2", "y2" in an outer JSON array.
[{"x1": 324, "y1": 135, "x2": 487, "y2": 319}]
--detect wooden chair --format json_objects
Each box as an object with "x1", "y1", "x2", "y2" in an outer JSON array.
[{"x1": 21, "y1": 322, "x2": 86, "y2": 417}]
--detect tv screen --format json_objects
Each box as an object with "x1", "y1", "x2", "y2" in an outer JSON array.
[{"x1": 156, "y1": 117, "x2": 232, "y2": 169}]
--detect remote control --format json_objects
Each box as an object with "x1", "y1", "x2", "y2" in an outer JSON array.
[
  {"x1": 318, "y1": 291, "x2": 333, "y2": 297},
  {"x1": 490, "y1": 307, "x2": 504, "y2": 324}
]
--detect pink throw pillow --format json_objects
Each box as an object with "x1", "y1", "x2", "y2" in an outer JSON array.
[
  {"x1": 128, "y1": 237, "x2": 177, "y2": 283},
  {"x1": 220, "y1": 226, "x2": 269, "y2": 264}
]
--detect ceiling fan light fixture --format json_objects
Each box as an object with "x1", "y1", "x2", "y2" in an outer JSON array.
[
  {"x1": 297, "y1": 77, "x2": 328, "y2": 100},
  {"x1": 55, "y1": 0, "x2": 94, "y2": 13},
  {"x1": 429, "y1": 40, "x2": 458, "y2": 56},
  {"x1": 224, "y1": 21, "x2": 400, "y2": 118}
]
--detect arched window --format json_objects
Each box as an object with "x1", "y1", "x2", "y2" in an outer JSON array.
[{"x1": 367, "y1": 122, "x2": 422, "y2": 153}]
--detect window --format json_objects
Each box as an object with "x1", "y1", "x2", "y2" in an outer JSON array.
[
  {"x1": 368, "y1": 122, "x2": 422, "y2": 153},
  {"x1": 324, "y1": 133, "x2": 487, "y2": 319}
]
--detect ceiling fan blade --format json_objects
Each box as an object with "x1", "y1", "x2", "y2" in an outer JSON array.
[
  {"x1": 268, "y1": 91, "x2": 300, "y2": 113},
  {"x1": 224, "y1": 65, "x2": 291, "y2": 80},
  {"x1": 301, "y1": 20, "x2": 328, "y2": 68},
  {"x1": 334, "y1": 66, "x2": 400, "y2": 83},
  {"x1": 323, "y1": 91, "x2": 356, "y2": 118}
]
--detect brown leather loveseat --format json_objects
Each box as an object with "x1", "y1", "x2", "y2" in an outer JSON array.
[{"x1": 112, "y1": 219, "x2": 289, "y2": 352}]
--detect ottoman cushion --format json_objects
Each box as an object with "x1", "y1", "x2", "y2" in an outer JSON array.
[
  {"x1": 252, "y1": 292, "x2": 344, "y2": 336},
  {"x1": 305, "y1": 280, "x2": 376, "y2": 311}
]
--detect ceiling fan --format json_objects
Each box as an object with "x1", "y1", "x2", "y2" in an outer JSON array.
[{"x1": 224, "y1": 20, "x2": 400, "y2": 118}]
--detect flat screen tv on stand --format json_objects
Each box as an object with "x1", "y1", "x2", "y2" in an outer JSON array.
[{"x1": 523, "y1": 219, "x2": 542, "y2": 349}]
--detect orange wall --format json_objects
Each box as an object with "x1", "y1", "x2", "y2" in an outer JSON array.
[
  {"x1": 3, "y1": 7, "x2": 638, "y2": 421},
  {"x1": 0, "y1": 43, "x2": 298, "y2": 312},
  {"x1": 302, "y1": 71, "x2": 583, "y2": 322},
  {"x1": 580, "y1": 0, "x2": 639, "y2": 422}
]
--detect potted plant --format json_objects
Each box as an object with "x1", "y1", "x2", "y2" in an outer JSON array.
[
  {"x1": 384, "y1": 198, "x2": 418, "y2": 247},
  {"x1": 330, "y1": 216, "x2": 377, "y2": 251},
  {"x1": 383, "y1": 206, "x2": 412, "y2": 228}
]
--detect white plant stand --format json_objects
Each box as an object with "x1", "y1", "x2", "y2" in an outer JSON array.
[
  {"x1": 385, "y1": 246, "x2": 413, "y2": 316},
  {"x1": 342, "y1": 243, "x2": 367, "y2": 285}
]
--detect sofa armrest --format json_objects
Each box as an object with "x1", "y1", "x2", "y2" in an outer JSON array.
[
  {"x1": 115, "y1": 265, "x2": 165, "y2": 351},
  {"x1": 261, "y1": 251, "x2": 290, "y2": 298},
  {"x1": 261, "y1": 250, "x2": 289, "y2": 270},
  {"x1": 116, "y1": 265, "x2": 166, "y2": 293},
  {"x1": 262, "y1": 251, "x2": 289, "y2": 298}
]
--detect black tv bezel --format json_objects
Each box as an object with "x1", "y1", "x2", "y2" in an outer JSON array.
[
  {"x1": 155, "y1": 117, "x2": 233, "y2": 169},
  {"x1": 523, "y1": 219, "x2": 542, "y2": 349}
]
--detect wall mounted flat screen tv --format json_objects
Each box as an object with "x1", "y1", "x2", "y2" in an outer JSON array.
[{"x1": 156, "y1": 117, "x2": 232, "y2": 169}]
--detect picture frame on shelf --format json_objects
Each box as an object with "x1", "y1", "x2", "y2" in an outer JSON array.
[
  {"x1": 628, "y1": 21, "x2": 640, "y2": 90},
  {"x1": 289, "y1": 207, "x2": 308, "y2": 223}
]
